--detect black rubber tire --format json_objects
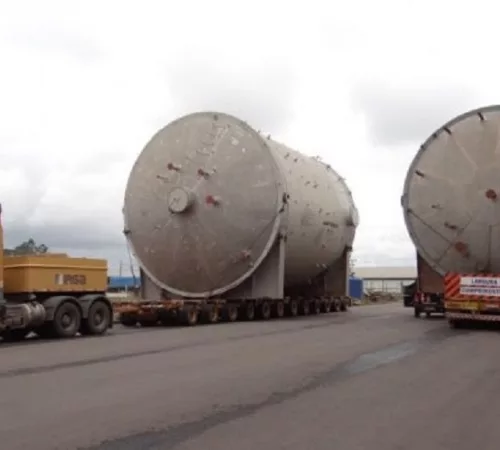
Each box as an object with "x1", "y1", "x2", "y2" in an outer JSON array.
[
  {"x1": 241, "y1": 303, "x2": 256, "y2": 321},
  {"x1": 221, "y1": 304, "x2": 238, "y2": 322},
  {"x1": 426, "y1": 311, "x2": 431, "y2": 318},
  {"x1": 331, "y1": 299, "x2": 340, "y2": 312},
  {"x1": 414, "y1": 307, "x2": 421, "y2": 318},
  {"x1": 179, "y1": 308, "x2": 198, "y2": 326},
  {"x1": 258, "y1": 302, "x2": 271, "y2": 320},
  {"x1": 299, "y1": 300, "x2": 310, "y2": 315},
  {"x1": 321, "y1": 300, "x2": 332, "y2": 313},
  {"x1": 312, "y1": 299, "x2": 321, "y2": 315},
  {"x1": 53, "y1": 301, "x2": 81, "y2": 338},
  {"x1": 1, "y1": 328, "x2": 30, "y2": 342},
  {"x1": 287, "y1": 299, "x2": 299, "y2": 317},
  {"x1": 200, "y1": 306, "x2": 218, "y2": 324},
  {"x1": 81, "y1": 300, "x2": 111, "y2": 336},
  {"x1": 339, "y1": 300, "x2": 348, "y2": 312},
  {"x1": 273, "y1": 301, "x2": 285, "y2": 318},
  {"x1": 119, "y1": 313, "x2": 138, "y2": 327}
]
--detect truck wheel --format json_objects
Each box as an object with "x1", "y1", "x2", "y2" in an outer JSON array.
[
  {"x1": 1, "y1": 328, "x2": 30, "y2": 342},
  {"x1": 414, "y1": 307, "x2": 421, "y2": 318},
  {"x1": 273, "y1": 301, "x2": 285, "y2": 318},
  {"x1": 426, "y1": 311, "x2": 431, "y2": 318},
  {"x1": 53, "y1": 301, "x2": 81, "y2": 338},
  {"x1": 314, "y1": 299, "x2": 322, "y2": 314},
  {"x1": 449, "y1": 319, "x2": 464, "y2": 329},
  {"x1": 81, "y1": 300, "x2": 111, "y2": 336},
  {"x1": 179, "y1": 308, "x2": 198, "y2": 326},
  {"x1": 331, "y1": 298, "x2": 340, "y2": 312},
  {"x1": 200, "y1": 305, "x2": 218, "y2": 324},
  {"x1": 241, "y1": 302, "x2": 255, "y2": 321},
  {"x1": 287, "y1": 299, "x2": 299, "y2": 317},
  {"x1": 221, "y1": 304, "x2": 238, "y2": 322},
  {"x1": 322, "y1": 300, "x2": 332, "y2": 313},
  {"x1": 258, "y1": 301, "x2": 271, "y2": 320},
  {"x1": 119, "y1": 313, "x2": 138, "y2": 327},
  {"x1": 340, "y1": 299, "x2": 348, "y2": 312},
  {"x1": 299, "y1": 300, "x2": 310, "y2": 315}
]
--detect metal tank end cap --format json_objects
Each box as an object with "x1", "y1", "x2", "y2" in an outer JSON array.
[{"x1": 168, "y1": 187, "x2": 194, "y2": 214}]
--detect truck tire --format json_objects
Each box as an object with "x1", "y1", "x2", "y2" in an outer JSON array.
[
  {"x1": 414, "y1": 307, "x2": 421, "y2": 318},
  {"x1": 312, "y1": 299, "x2": 321, "y2": 315},
  {"x1": 321, "y1": 299, "x2": 332, "y2": 313},
  {"x1": 81, "y1": 300, "x2": 111, "y2": 336},
  {"x1": 287, "y1": 299, "x2": 299, "y2": 317},
  {"x1": 1, "y1": 328, "x2": 30, "y2": 342},
  {"x1": 200, "y1": 305, "x2": 218, "y2": 324},
  {"x1": 273, "y1": 301, "x2": 285, "y2": 318},
  {"x1": 299, "y1": 299, "x2": 310, "y2": 315},
  {"x1": 258, "y1": 301, "x2": 271, "y2": 320},
  {"x1": 119, "y1": 313, "x2": 138, "y2": 327},
  {"x1": 179, "y1": 307, "x2": 198, "y2": 326},
  {"x1": 53, "y1": 301, "x2": 81, "y2": 338},
  {"x1": 221, "y1": 304, "x2": 238, "y2": 322},
  {"x1": 241, "y1": 302, "x2": 255, "y2": 321}
]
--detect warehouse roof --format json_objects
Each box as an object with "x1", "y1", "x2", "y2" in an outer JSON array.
[{"x1": 352, "y1": 266, "x2": 417, "y2": 280}]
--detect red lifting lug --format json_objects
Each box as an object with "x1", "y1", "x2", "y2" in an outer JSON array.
[
  {"x1": 205, "y1": 195, "x2": 221, "y2": 206},
  {"x1": 485, "y1": 189, "x2": 497, "y2": 201}
]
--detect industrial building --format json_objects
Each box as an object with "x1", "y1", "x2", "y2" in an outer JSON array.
[{"x1": 352, "y1": 267, "x2": 416, "y2": 294}]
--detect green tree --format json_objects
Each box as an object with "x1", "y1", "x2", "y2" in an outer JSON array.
[{"x1": 10, "y1": 238, "x2": 49, "y2": 255}]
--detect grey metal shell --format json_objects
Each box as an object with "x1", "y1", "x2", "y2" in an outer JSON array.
[
  {"x1": 401, "y1": 105, "x2": 500, "y2": 276},
  {"x1": 123, "y1": 111, "x2": 358, "y2": 298}
]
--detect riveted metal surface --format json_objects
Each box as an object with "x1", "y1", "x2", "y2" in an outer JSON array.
[
  {"x1": 402, "y1": 105, "x2": 500, "y2": 276},
  {"x1": 124, "y1": 111, "x2": 358, "y2": 298}
]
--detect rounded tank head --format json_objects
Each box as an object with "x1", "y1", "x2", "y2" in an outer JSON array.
[
  {"x1": 402, "y1": 105, "x2": 500, "y2": 275},
  {"x1": 123, "y1": 111, "x2": 284, "y2": 298}
]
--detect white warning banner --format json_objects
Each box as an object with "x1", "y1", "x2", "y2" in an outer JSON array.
[{"x1": 460, "y1": 276, "x2": 500, "y2": 297}]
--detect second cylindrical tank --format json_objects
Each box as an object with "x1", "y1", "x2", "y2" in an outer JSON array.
[
  {"x1": 123, "y1": 111, "x2": 358, "y2": 298},
  {"x1": 401, "y1": 105, "x2": 500, "y2": 275}
]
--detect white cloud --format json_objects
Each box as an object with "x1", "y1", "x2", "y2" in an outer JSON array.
[{"x1": 1, "y1": 0, "x2": 499, "y2": 275}]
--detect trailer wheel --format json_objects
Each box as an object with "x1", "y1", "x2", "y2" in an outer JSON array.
[
  {"x1": 81, "y1": 300, "x2": 111, "y2": 336},
  {"x1": 286, "y1": 299, "x2": 299, "y2": 317},
  {"x1": 1, "y1": 328, "x2": 30, "y2": 342},
  {"x1": 299, "y1": 300, "x2": 310, "y2": 315},
  {"x1": 119, "y1": 313, "x2": 138, "y2": 327},
  {"x1": 241, "y1": 302, "x2": 255, "y2": 321},
  {"x1": 340, "y1": 299, "x2": 348, "y2": 312},
  {"x1": 221, "y1": 304, "x2": 238, "y2": 322},
  {"x1": 331, "y1": 298, "x2": 340, "y2": 312},
  {"x1": 200, "y1": 305, "x2": 218, "y2": 324},
  {"x1": 312, "y1": 299, "x2": 321, "y2": 315},
  {"x1": 179, "y1": 308, "x2": 198, "y2": 326},
  {"x1": 258, "y1": 301, "x2": 272, "y2": 320},
  {"x1": 273, "y1": 301, "x2": 285, "y2": 318},
  {"x1": 449, "y1": 319, "x2": 465, "y2": 329},
  {"x1": 414, "y1": 307, "x2": 421, "y2": 318},
  {"x1": 322, "y1": 300, "x2": 332, "y2": 313},
  {"x1": 53, "y1": 301, "x2": 81, "y2": 338}
]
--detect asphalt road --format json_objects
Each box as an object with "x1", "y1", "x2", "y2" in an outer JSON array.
[{"x1": 1, "y1": 303, "x2": 500, "y2": 450}]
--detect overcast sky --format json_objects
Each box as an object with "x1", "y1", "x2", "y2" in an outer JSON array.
[{"x1": 0, "y1": 0, "x2": 496, "y2": 275}]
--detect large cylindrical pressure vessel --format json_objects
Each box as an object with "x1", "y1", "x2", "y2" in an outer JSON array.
[
  {"x1": 123, "y1": 111, "x2": 359, "y2": 298},
  {"x1": 401, "y1": 105, "x2": 500, "y2": 276}
]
